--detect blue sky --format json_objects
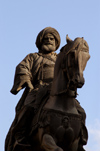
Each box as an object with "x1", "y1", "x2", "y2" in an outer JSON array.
[{"x1": 1, "y1": 1, "x2": 100, "y2": 151}]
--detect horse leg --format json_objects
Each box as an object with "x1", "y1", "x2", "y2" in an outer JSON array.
[{"x1": 41, "y1": 134, "x2": 63, "y2": 151}]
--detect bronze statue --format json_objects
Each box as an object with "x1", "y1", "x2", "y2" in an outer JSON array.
[{"x1": 5, "y1": 27, "x2": 90, "y2": 151}]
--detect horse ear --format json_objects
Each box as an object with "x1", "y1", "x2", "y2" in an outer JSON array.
[{"x1": 66, "y1": 35, "x2": 73, "y2": 44}]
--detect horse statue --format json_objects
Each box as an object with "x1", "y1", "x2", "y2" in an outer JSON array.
[
  {"x1": 6, "y1": 36, "x2": 90, "y2": 151},
  {"x1": 27, "y1": 36, "x2": 90, "y2": 151}
]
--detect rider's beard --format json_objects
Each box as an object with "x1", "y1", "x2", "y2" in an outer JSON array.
[{"x1": 41, "y1": 44, "x2": 56, "y2": 54}]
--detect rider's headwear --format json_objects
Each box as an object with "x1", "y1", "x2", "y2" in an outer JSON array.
[{"x1": 36, "y1": 27, "x2": 61, "y2": 51}]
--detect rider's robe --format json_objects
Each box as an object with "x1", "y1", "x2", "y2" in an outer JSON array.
[
  {"x1": 5, "y1": 52, "x2": 57, "y2": 151},
  {"x1": 11, "y1": 52, "x2": 57, "y2": 111}
]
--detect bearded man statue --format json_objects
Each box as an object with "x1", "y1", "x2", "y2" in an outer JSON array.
[{"x1": 5, "y1": 27, "x2": 61, "y2": 151}]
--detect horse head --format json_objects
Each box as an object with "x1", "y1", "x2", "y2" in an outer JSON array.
[{"x1": 51, "y1": 35, "x2": 90, "y2": 95}]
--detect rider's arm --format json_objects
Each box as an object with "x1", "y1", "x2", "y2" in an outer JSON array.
[{"x1": 10, "y1": 53, "x2": 34, "y2": 95}]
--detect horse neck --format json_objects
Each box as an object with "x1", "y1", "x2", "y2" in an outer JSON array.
[
  {"x1": 44, "y1": 91, "x2": 78, "y2": 114},
  {"x1": 46, "y1": 51, "x2": 78, "y2": 114},
  {"x1": 50, "y1": 52, "x2": 68, "y2": 96},
  {"x1": 45, "y1": 71, "x2": 78, "y2": 114}
]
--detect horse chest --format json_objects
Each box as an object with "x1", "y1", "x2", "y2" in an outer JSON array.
[{"x1": 44, "y1": 95, "x2": 79, "y2": 114}]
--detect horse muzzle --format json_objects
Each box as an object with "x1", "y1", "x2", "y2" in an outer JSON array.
[
  {"x1": 70, "y1": 74, "x2": 85, "y2": 88},
  {"x1": 75, "y1": 75, "x2": 85, "y2": 88}
]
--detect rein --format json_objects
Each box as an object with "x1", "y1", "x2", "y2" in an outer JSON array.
[{"x1": 55, "y1": 49, "x2": 76, "y2": 96}]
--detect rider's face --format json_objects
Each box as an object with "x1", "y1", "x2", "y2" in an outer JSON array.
[{"x1": 41, "y1": 34, "x2": 56, "y2": 53}]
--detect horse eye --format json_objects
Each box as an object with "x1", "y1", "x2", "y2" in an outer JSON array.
[
  {"x1": 84, "y1": 42, "x2": 87, "y2": 47},
  {"x1": 75, "y1": 44, "x2": 79, "y2": 50},
  {"x1": 75, "y1": 45, "x2": 78, "y2": 50}
]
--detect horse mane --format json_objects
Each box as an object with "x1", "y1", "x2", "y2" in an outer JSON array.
[{"x1": 50, "y1": 46, "x2": 69, "y2": 96}]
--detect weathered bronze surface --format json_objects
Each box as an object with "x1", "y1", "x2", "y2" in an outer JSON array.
[{"x1": 5, "y1": 27, "x2": 90, "y2": 151}]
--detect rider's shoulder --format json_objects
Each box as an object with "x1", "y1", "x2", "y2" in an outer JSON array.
[
  {"x1": 26, "y1": 52, "x2": 41, "y2": 59},
  {"x1": 24, "y1": 52, "x2": 57, "y2": 61}
]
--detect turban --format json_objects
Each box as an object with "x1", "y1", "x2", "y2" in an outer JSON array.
[{"x1": 36, "y1": 27, "x2": 61, "y2": 50}]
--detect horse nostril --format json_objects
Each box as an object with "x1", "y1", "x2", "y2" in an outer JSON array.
[
  {"x1": 75, "y1": 75, "x2": 80, "y2": 83},
  {"x1": 75, "y1": 75, "x2": 84, "y2": 84}
]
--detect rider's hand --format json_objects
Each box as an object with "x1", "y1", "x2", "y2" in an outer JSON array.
[
  {"x1": 11, "y1": 79, "x2": 34, "y2": 94},
  {"x1": 26, "y1": 81, "x2": 34, "y2": 92}
]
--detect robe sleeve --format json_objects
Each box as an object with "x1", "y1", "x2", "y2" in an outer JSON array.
[{"x1": 10, "y1": 53, "x2": 34, "y2": 95}]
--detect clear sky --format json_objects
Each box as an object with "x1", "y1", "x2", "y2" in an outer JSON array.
[{"x1": 1, "y1": 0, "x2": 100, "y2": 151}]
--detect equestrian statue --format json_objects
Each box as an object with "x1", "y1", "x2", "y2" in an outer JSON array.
[{"x1": 5, "y1": 27, "x2": 90, "y2": 151}]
